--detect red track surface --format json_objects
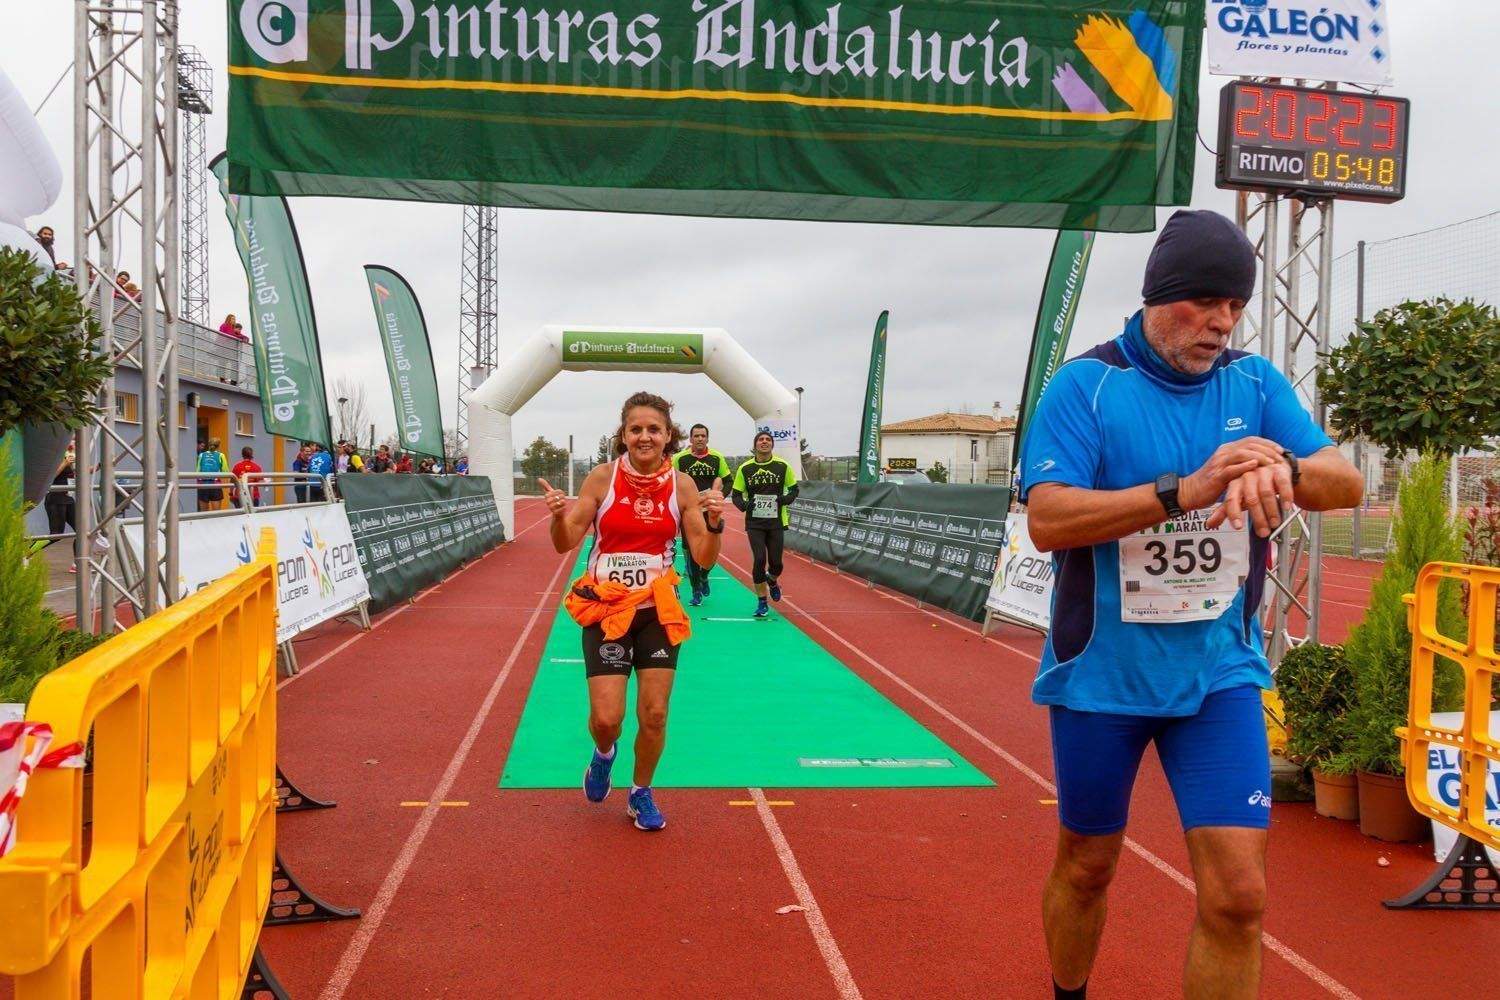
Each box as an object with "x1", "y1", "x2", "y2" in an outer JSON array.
[{"x1": 256, "y1": 500, "x2": 1483, "y2": 999}]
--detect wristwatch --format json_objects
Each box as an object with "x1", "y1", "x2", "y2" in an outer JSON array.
[
  {"x1": 1281, "y1": 449, "x2": 1302, "y2": 486},
  {"x1": 1155, "y1": 472, "x2": 1185, "y2": 518},
  {"x1": 705, "y1": 518, "x2": 725, "y2": 534}
]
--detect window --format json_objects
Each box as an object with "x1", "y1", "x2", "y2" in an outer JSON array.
[
  {"x1": 177, "y1": 401, "x2": 188, "y2": 429},
  {"x1": 234, "y1": 411, "x2": 254, "y2": 436},
  {"x1": 969, "y1": 438, "x2": 979, "y2": 461},
  {"x1": 115, "y1": 391, "x2": 139, "y2": 423}
]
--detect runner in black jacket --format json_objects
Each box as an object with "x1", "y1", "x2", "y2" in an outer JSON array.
[{"x1": 731, "y1": 430, "x2": 799, "y2": 618}]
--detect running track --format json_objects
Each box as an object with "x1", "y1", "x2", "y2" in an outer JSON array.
[{"x1": 257, "y1": 499, "x2": 1485, "y2": 998}]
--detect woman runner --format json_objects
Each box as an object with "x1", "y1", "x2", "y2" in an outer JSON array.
[
  {"x1": 539, "y1": 391, "x2": 725, "y2": 830},
  {"x1": 731, "y1": 430, "x2": 799, "y2": 619}
]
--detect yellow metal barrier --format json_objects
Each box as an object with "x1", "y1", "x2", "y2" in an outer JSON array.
[
  {"x1": 1398, "y1": 561, "x2": 1499, "y2": 851},
  {"x1": 0, "y1": 529, "x2": 279, "y2": 997}
]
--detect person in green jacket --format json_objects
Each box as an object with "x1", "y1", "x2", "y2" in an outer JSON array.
[
  {"x1": 731, "y1": 430, "x2": 799, "y2": 619},
  {"x1": 674, "y1": 423, "x2": 732, "y2": 605}
]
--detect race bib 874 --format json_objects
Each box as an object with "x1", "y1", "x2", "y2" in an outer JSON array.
[
  {"x1": 751, "y1": 493, "x2": 780, "y2": 519},
  {"x1": 1118, "y1": 513, "x2": 1249, "y2": 623}
]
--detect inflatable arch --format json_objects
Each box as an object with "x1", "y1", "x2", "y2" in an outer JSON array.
[{"x1": 468, "y1": 326, "x2": 801, "y2": 537}]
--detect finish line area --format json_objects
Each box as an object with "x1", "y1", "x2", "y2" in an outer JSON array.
[{"x1": 257, "y1": 499, "x2": 1474, "y2": 999}]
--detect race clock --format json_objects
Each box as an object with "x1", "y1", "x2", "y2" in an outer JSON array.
[{"x1": 1216, "y1": 82, "x2": 1409, "y2": 202}]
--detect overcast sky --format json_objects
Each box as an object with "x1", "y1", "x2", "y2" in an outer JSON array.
[{"x1": 9, "y1": 5, "x2": 1499, "y2": 459}]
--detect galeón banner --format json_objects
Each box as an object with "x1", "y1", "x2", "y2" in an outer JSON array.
[
  {"x1": 1013, "y1": 229, "x2": 1095, "y2": 455},
  {"x1": 364, "y1": 265, "x2": 446, "y2": 460},
  {"x1": 856, "y1": 311, "x2": 888, "y2": 485},
  {"x1": 226, "y1": 1, "x2": 1203, "y2": 232},
  {"x1": 1206, "y1": 0, "x2": 1394, "y2": 86},
  {"x1": 210, "y1": 152, "x2": 332, "y2": 447}
]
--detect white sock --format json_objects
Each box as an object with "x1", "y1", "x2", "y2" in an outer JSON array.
[
  {"x1": 596, "y1": 743, "x2": 616, "y2": 760},
  {"x1": 631, "y1": 784, "x2": 646, "y2": 794}
]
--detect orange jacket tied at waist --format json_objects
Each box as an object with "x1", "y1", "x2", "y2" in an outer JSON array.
[{"x1": 563, "y1": 570, "x2": 691, "y2": 645}]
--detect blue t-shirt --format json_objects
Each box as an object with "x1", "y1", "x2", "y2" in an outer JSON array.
[
  {"x1": 1017, "y1": 312, "x2": 1333, "y2": 717},
  {"x1": 308, "y1": 450, "x2": 333, "y2": 477}
]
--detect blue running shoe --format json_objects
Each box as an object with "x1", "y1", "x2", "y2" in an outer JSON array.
[
  {"x1": 689, "y1": 588, "x2": 703, "y2": 607},
  {"x1": 768, "y1": 579, "x2": 782, "y2": 603},
  {"x1": 584, "y1": 745, "x2": 615, "y2": 802},
  {"x1": 627, "y1": 786, "x2": 666, "y2": 831},
  {"x1": 754, "y1": 598, "x2": 770, "y2": 619}
]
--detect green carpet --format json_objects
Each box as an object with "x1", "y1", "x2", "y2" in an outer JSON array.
[{"x1": 499, "y1": 549, "x2": 993, "y2": 788}]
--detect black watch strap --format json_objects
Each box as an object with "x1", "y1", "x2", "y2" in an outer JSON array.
[
  {"x1": 1281, "y1": 449, "x2": 1301, "y2": 486},
  {"x1": 705, "y1": 518, "x2": 725, "y2": 534},
  {"x1": 1155, "y1": 472, "x2": 1184, "y2": 518}
]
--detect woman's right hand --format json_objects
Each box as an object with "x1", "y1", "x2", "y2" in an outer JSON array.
[{"x1": 538, "y1": 478, "x2": 568, "y2": 518}]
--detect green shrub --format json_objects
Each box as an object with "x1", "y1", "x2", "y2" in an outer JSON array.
[
  {"x1": 1277, "y1": 643, "x2": 1354, "y2": 773},
  {"x1": 1340, "y1": 454, "x2": 1466, "y2": 776},
  {"x1": 927, "y1": 461, "x2": 949, "y2": 483},
  {"x1": 0, "y1": 247, "x2": 113, "y2": 436},
  {"x1": 0, "y1": 449, "x2": 60, "y2": 704}
]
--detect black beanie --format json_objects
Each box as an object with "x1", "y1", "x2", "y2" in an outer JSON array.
[{"x1": 1141, "y1": 210, "x2": 1256, "y2": 306}]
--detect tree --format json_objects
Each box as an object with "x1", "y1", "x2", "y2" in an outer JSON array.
[
  {"x1": 332, "y1": 376, "x2": 374, "y2": 447},
  {"x1": 520, "y1": 435, "x2": 569, "y2": 480},
  {"x1": 594, "y1": 433, "x2": 614, "y2": 467},
  {"x1": 0, "y1": 247, "x2": 113, "y2": 435},
  {"x1": 1319, "y1": 297, "x2": 1500, "y2": 459},
  {"x1": 928, "y1": 461, "x2": 949, "y2": 483}
]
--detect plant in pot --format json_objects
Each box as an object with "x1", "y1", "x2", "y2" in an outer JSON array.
[
  {"x1": 1276, "y1": 642, "x2": 1357, "y2": 820},
  {"x1": 1340, "y1": 454, "x2": 1466, "y2": 841},
  {"x1": 1319, "y1": 296, "x2": 1498, "y2": 843}
]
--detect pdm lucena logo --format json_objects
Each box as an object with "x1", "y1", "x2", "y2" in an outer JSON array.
[{"x1": 241, "y1": 1, "x2": 308, "y2": 64}]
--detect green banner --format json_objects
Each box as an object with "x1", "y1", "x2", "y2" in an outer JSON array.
[
  {"x1": 339, "y1": 473, "x2": 506, "y2": 611},
  {"x1": 856, "y1": 311, "x2": 888, "y2": 485},
  {"x1": 364, "y1": 265, "x2": 446, "y2": 460},
  {"x1": 1014, "y1": 229, "x2": 1095, "y2": 454},
  {"x1": 562, "y1": 331, "x2": 704, "y2": 367},
  {"x1": 210, "y1": 152, "x2": 332, "y2": 446},
  {"x1": 785, "y1": 480, "x2": 1010, "y2": 620},
  {"x1": 225, "y1": 2, "x2": 1201, "y2": 232}
]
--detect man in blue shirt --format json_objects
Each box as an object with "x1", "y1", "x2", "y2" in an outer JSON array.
[
  {"x1": 306, "y1": 443, "x2": 333, "y2": 502},
  {"x1": 1019, "y1": 210, "x2": 1362, "y2": 1000}
]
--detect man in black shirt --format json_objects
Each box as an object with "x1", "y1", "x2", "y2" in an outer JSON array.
[{"x1": 674, "y1": 423, "x2": 732, "y2": 605}]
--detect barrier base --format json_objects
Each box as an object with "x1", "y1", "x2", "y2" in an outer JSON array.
[
  {"x1": 242, "y1": 946, "x2": 291, "y2": 1000},
  {"x1": 1384, "y1": 833, "x2": 1500, "y2": 910},
  {"x1": 266, "y1": 849, "x2": 363, "y2": 925},
  {"x1": 276, "y1": 765, "x2": 336, "y2": 812}
]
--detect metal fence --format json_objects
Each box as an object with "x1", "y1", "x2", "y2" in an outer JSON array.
[{"x1": 91, "y1": 288, "x2": 255, "y2": 387}]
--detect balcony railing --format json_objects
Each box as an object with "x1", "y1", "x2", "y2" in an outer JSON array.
[{"x1": 90, "y1": 289, "x2": 256, "y2": 391}]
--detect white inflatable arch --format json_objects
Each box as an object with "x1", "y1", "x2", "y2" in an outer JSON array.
[{"x1": 469, "y1": 326, "x2": 801, "y2": 537}]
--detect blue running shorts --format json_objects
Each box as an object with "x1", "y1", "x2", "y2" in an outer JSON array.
[{"x1": 1048, "y1": 684, "x2": 1272, "y2": 835}]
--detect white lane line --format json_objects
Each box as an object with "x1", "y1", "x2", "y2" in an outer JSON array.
[
  {"x1": 704, "y1": 616, "x2": 759, "y2": 622},
  {"x1": 318, "y1": 545, "x2": 574, "y2": 1000},
  {"x1": 748, "y1": 787, "x2": 863, "y2": 1000},
  {"x1": 719, "y1": 552, "x2": 1359, "y2": 1000}
]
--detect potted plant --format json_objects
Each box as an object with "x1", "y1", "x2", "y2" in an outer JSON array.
[
  {"x1": 1341, "y1": 455, "x2": 1466, "y2": 841},
  {"x1": 1276, "y1": 642, "x2": 1357, "y2": 820}
]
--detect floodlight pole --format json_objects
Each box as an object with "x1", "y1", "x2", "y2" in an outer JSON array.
[{"x1": 456, "y1": 205, "x2": 499, "y2": 450}]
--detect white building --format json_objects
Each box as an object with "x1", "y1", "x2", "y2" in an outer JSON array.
[{"x1": 880, "y1": 403, "x2": 1017, "y2": 484}]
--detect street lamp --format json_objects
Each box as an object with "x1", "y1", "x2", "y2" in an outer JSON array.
[{"x1": 336, "y1": 396, "x2": 348, "y2": 442}]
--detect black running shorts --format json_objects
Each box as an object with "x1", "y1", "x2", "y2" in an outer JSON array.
[{"x1": 582, "y1": 606, "x2": 680, "y2": 677}]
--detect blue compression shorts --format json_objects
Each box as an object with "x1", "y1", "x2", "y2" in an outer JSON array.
[{"x1": 1048, "y1": 684, "x2": 1272, "y2": 836}]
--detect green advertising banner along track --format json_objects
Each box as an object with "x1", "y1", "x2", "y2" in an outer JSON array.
[
  {"x1": 364, "y1": 265, "x2": 447, "y2": 460},
  {"x1": 856, "y1": 311, "x2": 888, "y2": 485},
  {"x1": 226, "y1": 1, "x2": 1202, "y2": 231},
  {"x1": 786, "y1": 481, "x2": 1010, "y2": 621},
  {"x1": 340, "y1": 474, "x2": 506, "y2": 611},
  {"x1": 210, "y1": 151, "x2": 332, "y2": 446}
]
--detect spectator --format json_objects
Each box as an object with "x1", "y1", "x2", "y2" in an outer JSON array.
[
  {"x1": 394, "y1": 451, "x2": 414, "y2": 474},
  {"x1": 291, "y1": 444, "x2": 312, "y2": 502},
  {"x1": 335, "y1": 439, "x2": 350, "y2": 474},
  {"x1": 231, "y1": 446, "x2": 264, "y2": 507},
  {"x1": 46, "y1": 446, "x2": 77, "y2": 572},
  {"x1": 370, "y1": 444, "x2": 393, "y2": 473},
  {"x1": 196, "y1": 437, "x2": 227, "y2": 512},
  {"x1": 417, "y1": 457, "x2": 435, "y2": 474},
  {"x1": 307, "y1": 442, "x2": 334, "y2": 501},
  {"x1": 218, "y1": 312, "x2": 239, "y2": 337},
  {"x1": 343, "y1": 441, "x2": 365, "y2": 473},
  {"x1": 34, "y1": 225, "x2": 56, "y2": 264},
  {"x1": 455, "y1": 455, "x2": 469, "y2": 475}
]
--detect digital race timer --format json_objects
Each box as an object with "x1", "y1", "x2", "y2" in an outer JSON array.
[{"x1": 1216, "y1": 82, "x2": 1410, "y2": 202}]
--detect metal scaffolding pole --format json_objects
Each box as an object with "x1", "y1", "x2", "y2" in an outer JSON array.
[
  {"x1": 177, "y1": 43, "x2": 212, "y2": 327},
  {"x1": 456, "y1": 204, "x2": 498, "y2": 451},
  {"x1": 72, "y1": 0, "x2": 181, "y2": 631}
]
